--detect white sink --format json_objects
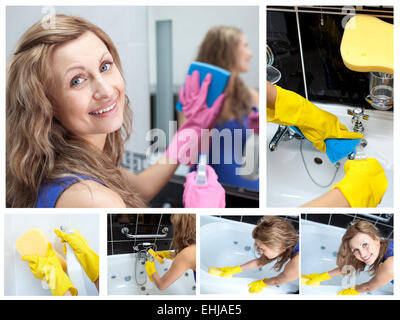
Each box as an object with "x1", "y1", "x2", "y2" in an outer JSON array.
[{"x1": 267, "y1": 103, "x2": 393, "y2": 207}]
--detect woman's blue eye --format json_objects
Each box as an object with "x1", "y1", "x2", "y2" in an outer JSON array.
[
  {"x1": 71, "y1": 77, "x2": 84, "y2": 86},
  {"x1": 100, "y1": 62, "x2": 112, "y2": 72}
]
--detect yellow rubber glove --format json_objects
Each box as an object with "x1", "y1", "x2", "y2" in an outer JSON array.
[
  {"x1": 54, "y1": 229, "x2": 99, "y2": 282},
  {"x1": 248, "y1": 278, "x2": 268, "y2": 293},
  {"x1": 156, "y1": 250, "x2": 173, "y2": 260},
  {"x1": 337, "y1": 288, "x2": 360, "y2": 295},
  {"x1": 268, "y1": 85, "x2": 363, "y2": 152},
  {"x1": 332, "y1": 158, "x2": 388, "y2": 207},
  {"x1": 216, "y1": 265, "x2": 242, "y2": 278},
  {"x1": 22, "y1": 243, "x2": 78, "y2": 296},
  {"x1": 301, "y1": 272, "x2": 331, "y2": 286},
  {"x1": 145, "y1": 260, "x2": 157, "y2": 282}
]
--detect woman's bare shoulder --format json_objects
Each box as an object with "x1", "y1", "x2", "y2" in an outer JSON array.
[
  {"x1": 248, "y1": 87, "x2": 259, "y2": 106},
  {"x1": 55, "y1": 179, "x2": 126, "y2": 208}
]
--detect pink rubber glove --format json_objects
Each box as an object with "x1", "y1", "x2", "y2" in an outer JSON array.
[
  {"x1": 183, "y1": 165, "x2": 226, "y2": 208},
  {"x1": 166, "y1": 71, "x2": 225, "y2": 166},
  {"x1": 248, "y1": 107, "x2": 259, "y2": 134}
]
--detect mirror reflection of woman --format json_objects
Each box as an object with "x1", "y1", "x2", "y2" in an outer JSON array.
[
  {"x1": 302, "y1": 220, "x2": 393, "y2": 295},
  {"x1": 179, "y1": 26, "x2": 259, "y2": 190},
  {"x1": 7, "y1": 15, "x2": 224, "y2": 208}
]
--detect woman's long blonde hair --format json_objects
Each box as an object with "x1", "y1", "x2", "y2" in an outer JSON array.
[
  {"x1": 6, "y1": 14, "x2": 145, "y2": 207},
  {"x1": 196, "y1": 26, "x2": 252, "y2": 121},
  {"x1": 171, "y1": 214, "x2": 196, "y2": 253},
  {"x1": 252, "y1": 216, "x2": 299, "y2": 271},
  {"x1": 336, "y1": 220, "x2": 389, "y2": 275}
]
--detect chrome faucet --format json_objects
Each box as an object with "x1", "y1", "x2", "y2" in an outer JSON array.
[
  {"x1": 269, "y1": 125, "x2": 303, "y2": 151},
  {"x1": 133, "y1": 242, "x2": 157, "y2": 261},
  {"x1": 347, "y1": 108, "x2": 369, "y2": 133}
]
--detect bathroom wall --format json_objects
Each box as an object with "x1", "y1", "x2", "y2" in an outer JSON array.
[
  {"x1": 4, "y1": 214, "x2": 99, "y2": 296},
  {"x1": 6, "y1": 6, "x2": 151, "y2": 154},
  {"x1": 267, "y1": 6, "x2": 393, "y2": 110},
  {"x1": 301, "y1": 214, "x2": 393, "y2": 239},
  {"x1": 108, "y1": 214, "x2": 174, "y2": 255},
  {"x1": 214, "y1": 215, "x2": 299, "y2": 232}
]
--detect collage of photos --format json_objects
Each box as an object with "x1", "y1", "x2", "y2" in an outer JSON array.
[{"x1": 2, "y1": 2, "x2": 397, "y2": 305}]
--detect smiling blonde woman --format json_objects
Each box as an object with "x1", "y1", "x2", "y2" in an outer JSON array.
[
  {"x1": 7, "y1": 14, "x2": 224, "y2": 208},
  {"x1": 302, "y1": 220, "x2": 393, "y2": 295}
]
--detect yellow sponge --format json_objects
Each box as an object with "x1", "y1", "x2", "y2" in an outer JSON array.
[
  {"x1": 340, "y1": 14, "x2": 393, "y2": 74},
  {"x1": 148, "y1": 248, "x2": 164, "y2": 264},
  {"x1": 16, "y1": 228, "x2": 67, "y2": 271},
  {"x1": 208, "y1": 266, "x2": 223, "y2": 277}
]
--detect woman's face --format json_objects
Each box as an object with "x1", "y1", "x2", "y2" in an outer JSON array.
[
  {"x1": 255, "y1": 239, "x2": 284, "y2": 260},
  {"x1": 49, "y1": 31, "x2": 125, "y2": 148},
  {"x1": 349, "y1": 232, "x2": 381, "y2": 266},
  {"x1": 234, "y1": 35, "x2": 252, "y2": 73}
]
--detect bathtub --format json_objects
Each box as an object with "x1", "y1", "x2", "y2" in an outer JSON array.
[
  {"x1": 200, "y1": 216, "x2": 299, "y2": 294},
  {"x1": 301, "y1": 219, "x2": 393, "y2": 295},
  {"x1": 107, "y1": 253, "x2": 196, "y2": 295}
]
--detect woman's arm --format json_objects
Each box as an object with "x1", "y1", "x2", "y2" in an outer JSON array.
[
  {"x1": 152, "y1": 245, "x2": 195, "y2": 291},
  {"x1": 267, "y1": 81, "x2": 277, "y2": 109},
  {"x1": 239, "y1": 258, "x2": 266, "y2": 271},
  {"x1": 301, "y1": 188, "x2": 350, "y2": 208},
  {"x1": 120, "y1": 156, "x2": 179, "y2": 202},
  {"x1": 265, "y1": 254, "x2": 299, "y2": 286},
  {"x1": 249, "y1": 87, "x2": 259, "y2": 107},
  {"x1": 55, "y1": 180, "x2": 126, "y2": 208},
  {"x1": 355, "y1": 257, "x2": 393, "y2": 293}
]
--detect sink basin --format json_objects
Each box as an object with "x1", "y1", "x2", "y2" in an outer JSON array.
[{"x1": 267, "y1": 103, "x2": 393, "y2": 207}]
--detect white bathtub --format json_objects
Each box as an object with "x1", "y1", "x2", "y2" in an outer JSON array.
[
  {"x1": 107, "y1": 253, "x2": 196, "y2": 295},
  {"x1": 301, "y1": 219, "x2": 393, "y2": 295},
  {"x1": 200, "y1": 216, "x2": 299, "y2": 295}
]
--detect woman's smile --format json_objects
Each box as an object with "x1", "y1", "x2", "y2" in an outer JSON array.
[{"x1": 89, "y1": 98, "x2": 119, "y2": 117}]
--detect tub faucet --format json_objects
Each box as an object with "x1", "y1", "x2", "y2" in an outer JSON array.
[
  {"x1": 269, "y1": 125, "x2": 303, "y2": 151},
  {"x1": 133, "y1": 242, "x2": 157, "y2": 261},
  {"x1": 347, "y1": 108, "x2": 369, "y2": 133}
]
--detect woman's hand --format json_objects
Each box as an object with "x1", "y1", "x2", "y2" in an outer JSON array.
[
  {"x1": 267, "y1": 85, "x2": 363, "y2": 153},
  {"x1": 166, "y1": 71, "x2": 225, "y2": 166},
  {"x1": 22, "y1": 243, "x2": 77, "y2": 296},
  {"x1": 182, "y1": 165, "x2": 225, "y2": 208},
  {"x1": 332, "y1": 158, "x2": 388, "y2": 207},
  {"x1": 54, "y1": 228, "x2": 99, "y2": 282},
  {"x1": 248, "y1": 278, "x2": 268, "y2": 293}
]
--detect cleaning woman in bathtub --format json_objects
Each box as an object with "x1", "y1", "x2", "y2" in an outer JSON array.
[
  {"x1": 145, "y1": 214, "x2": 196, "y2": 291},
  {"x1": 302, "y1": 220, "x2": 393, "y2": 295},
  {"x1": 212, "y1": 216, "x2": 299, "y2": 293},
  {"x1": 267, "y1": 81, "x2": 388, "y2": 208}
]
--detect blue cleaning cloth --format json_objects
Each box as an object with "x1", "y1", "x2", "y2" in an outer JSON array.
[
  {"x1": 291, "y1": 126, "x2": 361, "y2": 163},
  {"x1": 176, "y1": 62, "x2": 230, "y2": 111}
]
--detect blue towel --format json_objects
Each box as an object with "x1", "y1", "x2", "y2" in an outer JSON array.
[
  {"x1": 291, "y1": 126, "x2": 361, "y2": 163},
  {"x1": 176, "y1": 62, "x2": 230, "y2": 111}
]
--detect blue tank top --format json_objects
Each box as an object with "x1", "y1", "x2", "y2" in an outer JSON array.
[
  {"x1": 383, "y1": 240, "x2": 394, "y2": 284},
  {"x1": 292, "y1": 241, "x2": 299, "y2": 258},
  {"x1": 383, "y1": 240, "x2": 394, "y2": 262},
  {"x1": 36, "y1": 175, "x2": 105, "y2": 208},
  {"x1": 207, "y1": 115, "x2": 259, "y2": 191}
]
